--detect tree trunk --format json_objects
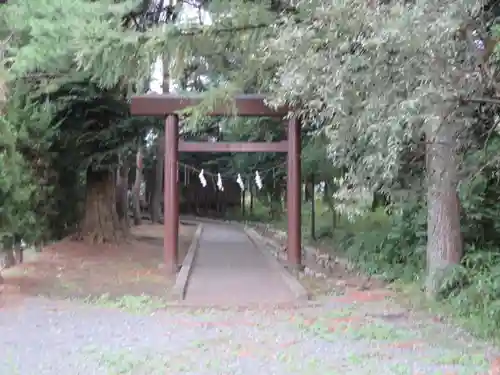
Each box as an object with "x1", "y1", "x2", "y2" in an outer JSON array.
[
  {"x1": 116, "y1": 159, "x2": 130, "y2": 235},
  {"x1": 145, "y1": 166, "x2": 154, "y2": 218},
  {"x1": 79, "y1": 168, "x2": 124, "y2": 243},
  {"x1": 241, "y1": 188, "x2": 246, "y2": 216},
  {"x1": 311, "y1": 173, "x2": 316, "y2": 240},
  {"x1": 269, "y1": 182, "x2": 283, "y2": 219},
  {"x1": 132, "y1": 144, "x2": 143, "y2": 225},
  {"x1": 304, "y1": 177, "x2": 312, "y2": 202},
  {"x1": 322, "y1": 181, "x2": 337, "y2": 229},
  {"x1": 149, "y1": 53, "x2": 170, "y2": 223},
  {"x1": 150, "y1": 137, "x2": 164, "y2": 223},
  {"x1": 425, "y1": 121, "x2": 463, "y2": 297},
  {"x1": 249, "y1": 182, "x2": 254, "y2": 214},
  {"x1": 322, "y1": 181, "x2": 329, "y2": 202}
]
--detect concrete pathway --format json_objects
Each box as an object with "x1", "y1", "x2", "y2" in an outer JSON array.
[{"x1": 183, "y1": 223, "x2": 297, "y2": 306}]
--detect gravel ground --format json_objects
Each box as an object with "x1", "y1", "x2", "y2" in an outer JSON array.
[{"x1": 0, "y1": 294, "x2": 496, "y2": 375}]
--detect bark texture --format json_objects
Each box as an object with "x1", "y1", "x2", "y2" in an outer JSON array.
[
  {"x1": 79, "y1": 168, "x2": 124, "y2": 243},
  {"x1": 425, "y1": 121, "x2": 463, "y2": 297}
]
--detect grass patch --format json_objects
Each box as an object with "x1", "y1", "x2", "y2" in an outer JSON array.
[
  {"x1": 83, "y1": 341, "x2": 231, "y2": 374},
  {"x1": 391, "y1": 281, "x2": 500, "y2": 345},
  {"x1": 83, "y1": 348, "x2": 172, "y2": 374},
  {"x1": 429, "y1": 351, "x2": 488, "y2": 367},
  {"x1": 82, "y1": 293, "x2": 167, "y2": 314},
  {"x1": 295, "y1": 312, "x2": 418, "y2": 342}
]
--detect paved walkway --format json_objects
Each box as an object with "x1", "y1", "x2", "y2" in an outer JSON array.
[{"x1": 183, "y1": 223, "x2": 297, "y2": 306}]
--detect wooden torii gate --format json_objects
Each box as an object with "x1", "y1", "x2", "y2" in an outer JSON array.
[{"x1": 130, "y1": 94, "x2": 302, "y2": 274}]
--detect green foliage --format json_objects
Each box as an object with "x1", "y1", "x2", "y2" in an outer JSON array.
[
  {"x1": 2, "y1": 0, "x2": 279, "y2": 98},
  {"x1": 49, "y1": 81, "x2": 136, "y2": 170},
  {"x1": 0, "y1": 117, "x2": 37, "y2": 241},
  {"x1": 0, "y1": 90, "x2": 55, "y2": 247},
  {"x1": 265, "y1": 0, "x2": 482, "y2": 194},
  {"x1": 3, "y1": 0, "x2": 140, "y2": 90},
  {"x1": 334, "y1": 206, "x2": 426, "y2": 282}
]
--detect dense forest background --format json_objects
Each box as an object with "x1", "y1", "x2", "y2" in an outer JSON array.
[{"x1": 3, "y1": 0, "x2": 500, "y2": 337}]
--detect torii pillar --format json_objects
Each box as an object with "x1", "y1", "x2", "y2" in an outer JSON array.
[
  {"x1": 287, "y1": 117, "x2": 302, "y2": 268},
  {"x1": 163, "y1": 114, "x2": 180, "y2": 273}
]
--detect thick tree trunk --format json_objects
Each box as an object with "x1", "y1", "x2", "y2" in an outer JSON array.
[
  {"x1": 425, "y1": 121, "x2": 463, "y2": 297},
  {"x1": 79, "y1": 168, "x2": 124, "y2": 243},
  {"x1": 132, "y1": 144, "x2": 143, "y2": 225}
]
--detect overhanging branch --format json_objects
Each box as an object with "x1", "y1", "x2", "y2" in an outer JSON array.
[{"x1": 459, "y1": 96, "x2": 500, "y2": 106}]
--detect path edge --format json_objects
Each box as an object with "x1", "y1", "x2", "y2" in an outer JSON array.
[
  {"x1": 181, "y1": 215, "x2": 352, "y2": 274},
  {"x1": 244, "y1": 226, "x2": 310, "y2": 302},
  {"x1": 172, "y1": 224, "x2": 204, "y2": 301}
]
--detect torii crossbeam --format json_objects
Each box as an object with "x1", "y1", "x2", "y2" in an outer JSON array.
[{"x1": 130, "y1": 94, "x2": 302, "y2": 274}]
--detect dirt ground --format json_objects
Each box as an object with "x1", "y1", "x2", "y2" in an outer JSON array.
[{"x1": 0, "y1": 222, "x2": 197, "y2": 303}]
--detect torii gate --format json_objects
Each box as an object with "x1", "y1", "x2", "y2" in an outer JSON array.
[{"x1": 130, "y1": 94, "x2": 302, "y2": 274}]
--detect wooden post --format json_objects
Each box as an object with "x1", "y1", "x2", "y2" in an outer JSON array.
[
  {"x1": 164, "y1": 114, "x2": 179, "y2": 273},
  {"x1": 287, "y1": 117, "x2": 302, "y2": 268}
]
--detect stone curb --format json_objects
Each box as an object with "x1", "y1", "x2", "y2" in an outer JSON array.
[
  {"x1": 172, "y1": 224, "x2": 204, "y2": 301},
  {"x1": 164, "y1": 299, "x2": 319, "y2": 309},
  {"x1": 244, "y1": 227, "x2": 310, "y2": 302}
]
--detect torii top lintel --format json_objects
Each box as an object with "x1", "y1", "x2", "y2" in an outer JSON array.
[{"x1": 130, "y1": 93, "x2": 289, "y2": 117}]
